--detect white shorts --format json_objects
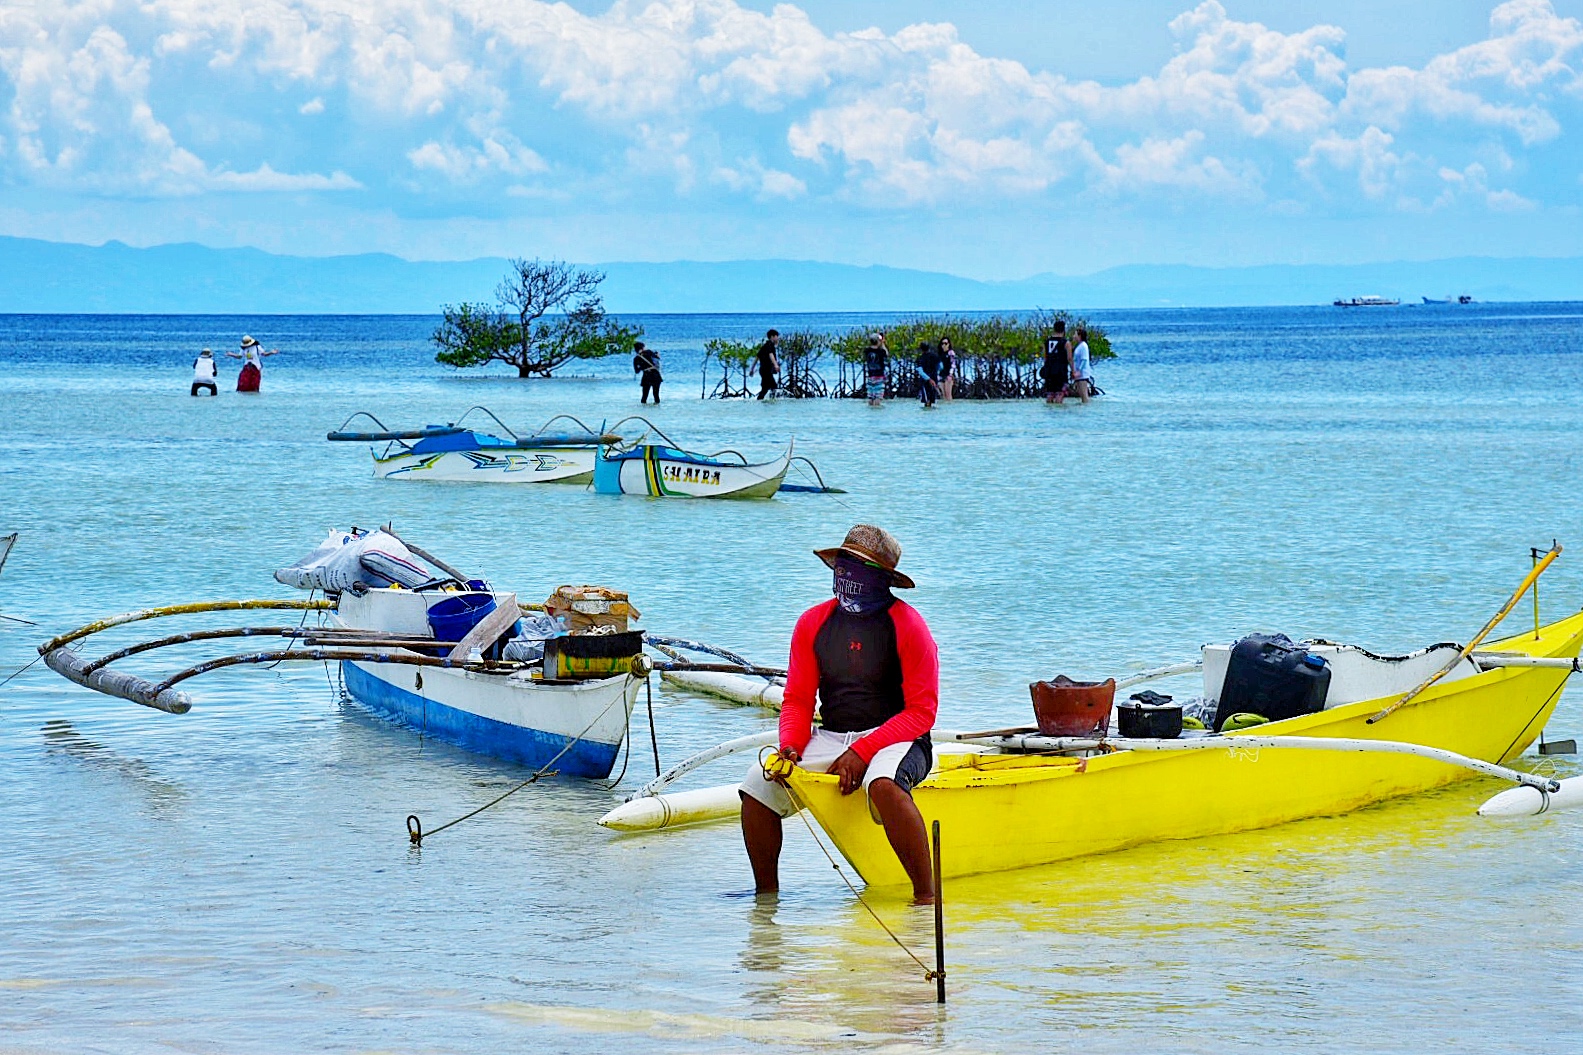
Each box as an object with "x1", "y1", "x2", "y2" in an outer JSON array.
[{"x1": 739, "y1": 727, "x2": 934, "y2": 819}]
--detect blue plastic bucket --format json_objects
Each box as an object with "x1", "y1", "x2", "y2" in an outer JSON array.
[{"x1": 426, "y1": 592, "x2": 497, "y2": 643}]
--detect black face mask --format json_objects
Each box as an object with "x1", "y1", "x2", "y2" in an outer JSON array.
[{"x1": 832, "y1": 557, "x2": 893, "y2": 615}]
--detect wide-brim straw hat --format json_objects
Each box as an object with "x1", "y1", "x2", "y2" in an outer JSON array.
[
  {"x1": 240, "y1": 335, "x2": 259, "y2": 348},
  {"x1": 814, "y1": 523, "x2": 915, "y2": 589}
]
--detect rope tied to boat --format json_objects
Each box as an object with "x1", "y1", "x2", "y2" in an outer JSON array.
[
  {"x1": 407, "y1": 672, "x2": 642, "y2": 846},
  {"x1": 762, "y1": 748, "x2": 942, "y2": 984}
]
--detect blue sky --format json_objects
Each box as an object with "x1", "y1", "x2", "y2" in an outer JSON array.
[{"x1": 1, "y1": 0, "x2": 1580, "y2": 278}]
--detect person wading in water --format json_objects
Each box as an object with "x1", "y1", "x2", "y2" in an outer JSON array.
[
  {"x1": 228, "y1": 335, "x2": 278, "y2": 393},
  {"x1": 740, "y1": 524, "x2": 939, "y2": 903},
  {"x1": 1041, "y1": 321, "x2": 1067, "y2": 404},
  {"x1": 633, "y1": 341, "x2": 662, "y2": 404},
  {"x1": 863, "y1": 333, "x2": 888, "y2": 407},
  {"x1": 756, "y1": 329, "x2": 780, "y2": 400},
  {"x1": 190, "y1": 348, "x2": 218, "y2": 396}
]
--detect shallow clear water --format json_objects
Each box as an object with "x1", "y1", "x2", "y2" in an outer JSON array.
[{"x1": 2, "y1": 304, "x2": 1582, "y2": 1053}]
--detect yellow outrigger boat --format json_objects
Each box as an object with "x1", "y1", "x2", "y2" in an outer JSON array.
[{"x1": 788, "y1": 611, "x2": 1583, "y2": 888}]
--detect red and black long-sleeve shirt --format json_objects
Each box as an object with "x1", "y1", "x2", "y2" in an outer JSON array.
[{"x1": 779, "y1": 598, "x2": 939, "y2": 764}]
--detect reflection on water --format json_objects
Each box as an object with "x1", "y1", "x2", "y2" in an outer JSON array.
[
  {"x1": 39, "y1": 719, "x2": 188, "y2": 815},
  {"x1": 4, "y1": 307, "x2": 1583, "y2": 1052}
]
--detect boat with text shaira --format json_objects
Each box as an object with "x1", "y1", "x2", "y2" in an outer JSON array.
[
  {"x1": 328, "y1": 407, "x2": 620, "y2": 484},
  {"x1": 1333, "y1": 295, "x2": 1401, "y2": 307},
  {"x1": 594, "y1": 439, "x2": 792, "y2": 499},
  {"x1": 788, "y1": 610, "x2": 1583, "y2": 887}
]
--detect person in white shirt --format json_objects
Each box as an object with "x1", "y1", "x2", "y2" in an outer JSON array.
[
  {"x1": 227, "y1": 335, "x2": 278, "y2": 392},
  {"x1": 190, "y1": 348, "x2": 218, "y2": 397},
  {"x1": 1057, "y1": 328, "x2": 1093, "y2": 404}
]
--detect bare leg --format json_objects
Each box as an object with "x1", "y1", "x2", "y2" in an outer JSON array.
[
  {"x1": 868, "y1": 779, "x2": 935, "y2": 903},
  {"x1": 740, "y1": 792, "x2": 785, "y2": 893},
  {"x1": 1075, "y1": 379, "x2": 1090, "y2": 404}
]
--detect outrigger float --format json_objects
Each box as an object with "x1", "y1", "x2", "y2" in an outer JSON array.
[
  {"x1": 605, "y1": 552, "x2": 1583, "y2": 881},
  {"x1": 328, "y1": 407, "x2": 620, "y2": 484},
  {"x1": 36, "y1": 528, "x2": 794, "y2": 780}
]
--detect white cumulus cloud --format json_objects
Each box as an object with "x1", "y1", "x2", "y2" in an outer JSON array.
[{"x1": 0, "y1": 0, "x2": 1578, "y2": 216}]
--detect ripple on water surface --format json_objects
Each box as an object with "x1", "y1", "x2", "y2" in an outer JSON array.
[{"x1": 1, "y1": 306, "x2": 1582, "y2": 1052}]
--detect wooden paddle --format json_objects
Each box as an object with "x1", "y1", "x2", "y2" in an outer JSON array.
[{"x1": 1368, "y1": 543, "x2": 1562, "y2": 724}]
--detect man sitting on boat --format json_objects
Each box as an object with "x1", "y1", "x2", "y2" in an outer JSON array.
[{"x1": 740, "y1": 524, "x2": 939, "y2": 902}]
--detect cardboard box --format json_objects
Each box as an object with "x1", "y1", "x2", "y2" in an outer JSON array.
[{"x1": 545, "y1": 585, "x2": 640, "y2": 633}]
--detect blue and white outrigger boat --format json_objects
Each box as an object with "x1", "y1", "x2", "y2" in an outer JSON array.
[
  {"x1": 331, "y1": 581, "x2": 642, "y2": 776},
  {"x1": 38, "y1": 529, "x2": 645, "y2": 778},
  {"x1": 591, "y1": 418, "x2": 803, "y2": 499},
  {"x1": 329, "y1": 407, "x2": 621, "y2": 484},
  {"x1": 594, "y1": 442, "x2": 793, "y2": 499}
]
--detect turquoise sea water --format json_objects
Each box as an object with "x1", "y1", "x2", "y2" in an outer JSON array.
[{"x1": 3, "y1": 304, "x2": 1583, "y2": 1053}]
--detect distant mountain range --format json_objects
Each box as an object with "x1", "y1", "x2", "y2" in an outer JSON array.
[{"x1": 1, "y1": 235, "x2": 1580, "y2": 313}]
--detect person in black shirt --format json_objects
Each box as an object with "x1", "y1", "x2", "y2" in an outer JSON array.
[
  {"x1": 741, "y1": 523, "x2": 940, "y2": 902},
  {"x1": 756, "y1": 330, "x2": 780, "y2": 400},
  {"x1": 1041, "y1": 320, "x2": 1068, "y2": 403},
  {"x1": 915, "y1": 341, "x2": 942, "y2": 409},
  {"x1": 633, "y1": 341, "x2": 662, "y2": 404},
  {"x1": 863, "y1": 333, "x2": 888, "y2": 407}
]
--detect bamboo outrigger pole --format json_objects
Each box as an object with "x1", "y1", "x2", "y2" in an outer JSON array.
[
  {"x1": 1368, "y1": 543, "x2": 1561, "y2": 724},
  {"x1": 37, "y1": 599, "x2": 335, "y2": 655},
  {"x1": 951, "y1": 731, "x2": 1563, "y2": 794}
]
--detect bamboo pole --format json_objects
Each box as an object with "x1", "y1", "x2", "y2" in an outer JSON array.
[
  {"x1": 1369, "y1": 544, "x2": 1561, "y2": 724},
  {"x1": 950, "y1": 731, "x2": 1561, "y2": 793},
  {"x1": 624, "y1": 730, "x2": 780, "y2": 800},
  {"x1": 82, "y1": 627, "x2": 465, "y2": 674},
  {"x1": 152, "y1": 648, "x2": 526, "y2": 692},
  {"x1": 1470, "y1": 653, "x2": 1583, "y2": 671},
  {"x1": 652, "y1": 660, "x2": 789, "y2": 678},
  {"x1": 38, "y1": 599, "x2": 334, "y2": 655}
]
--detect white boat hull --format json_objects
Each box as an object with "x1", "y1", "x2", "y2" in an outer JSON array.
[
  {"x1": 374, "y1": 447, "x2": 596, "y2": 483},
  {"x1": 336, "y1": 588, "x2": 640, "y2": 775},
  {"x1": 596, "y1": 446, "x2": 791, "y2": 499}
]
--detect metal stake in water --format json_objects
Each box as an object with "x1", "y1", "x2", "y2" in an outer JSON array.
[{"x1": 932, "y1": 819, "x2": 946, "y2": 1005}]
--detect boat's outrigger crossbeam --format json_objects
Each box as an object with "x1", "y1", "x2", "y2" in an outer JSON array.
[
  {"x1": 38, "y1": 599, "x2": 335, "y2": 655},
  {"x1": 644, "y1": 634, "x2": 760, "y2": 670},
  {"x1": 949, "y1": 732, "x2": 1563, "y2": 794},
  {"x1": 80, "y1": 626, "x2": 468, "y2": 675},
  {"x1": 35, "y1": 598, "x2": 528, "y2": 716}
]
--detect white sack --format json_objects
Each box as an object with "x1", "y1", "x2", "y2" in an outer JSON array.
[{"x1": 275, "y1": 529, "x2": 432, "y2": 593}]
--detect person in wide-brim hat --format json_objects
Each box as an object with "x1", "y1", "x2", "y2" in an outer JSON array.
[
  {"x1": 813, "y1": 522, "x2": 916, "y2": 589},
  {"x1": 739, "y1": 522, "x2": 940, "y2": 903},
  {"x1": 227, "y1": 334, "x2": 277, "y2": 392}
]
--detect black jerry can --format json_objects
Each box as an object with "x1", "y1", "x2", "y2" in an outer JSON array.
[{"x1": 1214, "y1": 634, "x2": 1331, "y2": 731}]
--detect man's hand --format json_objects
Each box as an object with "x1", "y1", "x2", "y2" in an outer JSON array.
[
  {"x1": 829, "y1": 749, "x2": 869, "y2": 796},
  {"x1": 763, "y1": 747, "x2": 800, "y2": 785}
]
